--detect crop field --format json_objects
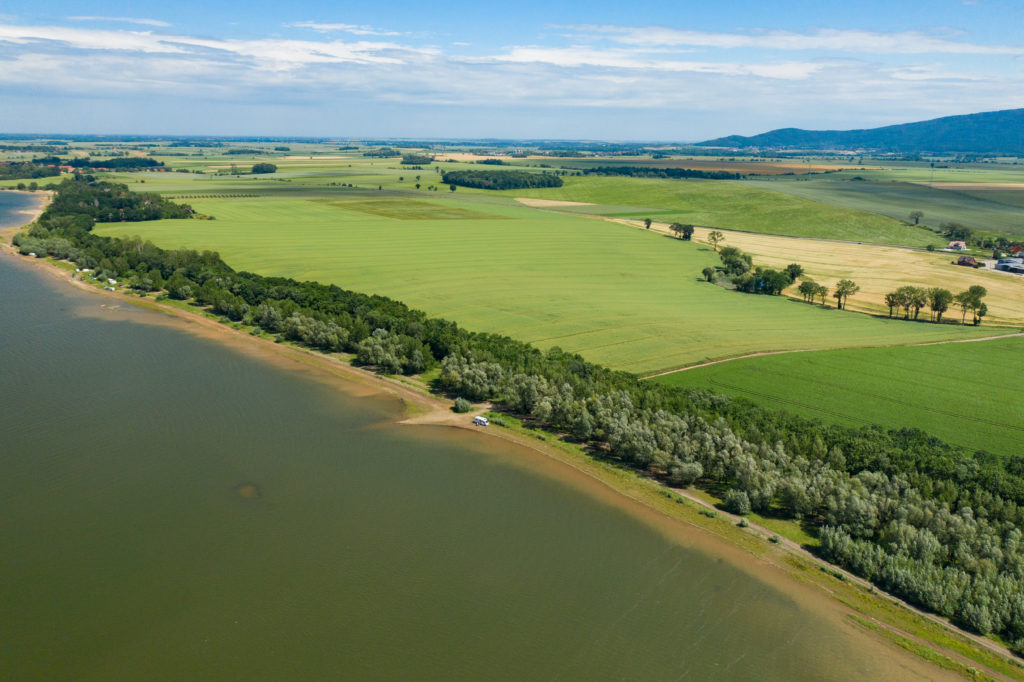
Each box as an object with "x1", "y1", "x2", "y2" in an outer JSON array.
[
  {"x1": 506, "y1": 175, "x2": 940, "y2": 246},
  {"x1": 554, "y1": 157, "x2": 872, "y2": 175},
  {"x1": 640, "y1": 224, "x2": 1024, "y2": 326},
  {"x1": 652, "y1": 336, "x2": 1024, "y2": 457},
  {"x1": 746, "y1": 174, "x2": 1024, "y2": 238},
  {"x1": 94, "y1": 183, "x2": 997, "y2": 374}
]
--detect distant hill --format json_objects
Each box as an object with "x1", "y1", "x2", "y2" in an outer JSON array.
[{"x1": 697, "y1": 108, "x2": 1024, "y2": 154}]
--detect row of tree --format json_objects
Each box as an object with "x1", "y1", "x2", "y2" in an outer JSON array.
[
  {"x1": 32, "y1": 155, "x2": 165, "y2": 170},
  {"x1": 18, "y1": 176, "x2": 1024, "y2": 653},
  {"x1": 0, "y1": 161, "x2": 61, "y2": 180},
  {"x1": 582, "y1": 165, "x2": 743, "y2": 180},
  {"x1": 884, "y1": 285, "x2": 988, "y2": 325},
  {"x1": 441, "y1": 170, "x2": 564, "y2": 190}
]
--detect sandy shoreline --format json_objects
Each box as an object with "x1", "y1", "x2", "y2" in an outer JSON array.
[{"x1": 0, "y1": 218, "x2": 1015, "y2": 677}]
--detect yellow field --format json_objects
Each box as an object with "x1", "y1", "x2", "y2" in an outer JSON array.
[{"x1": 615, "y1": 219, "x2": 1024, "y2": 326}]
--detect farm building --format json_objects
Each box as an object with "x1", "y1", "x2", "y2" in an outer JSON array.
[
  {"x1": 996, "y1": 258, "x2": 1024, "y2": 274},
  {"x1": 948, "y1": 241, "x2": 968, "y2": 250},
  {"x1": 953, "y1": 255, "x2": 979, "y2": 267}
]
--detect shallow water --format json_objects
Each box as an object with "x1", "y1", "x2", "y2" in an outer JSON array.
[
  {"x1": 0, "y1": 191, "x2": 42, "y2": 228},
  {"x1": 0, "y1": 256, "x2": 930, "y2": 680}
]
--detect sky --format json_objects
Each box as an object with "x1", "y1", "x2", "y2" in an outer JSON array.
[{"x1": 1, "y1": 0, "x2": 1022, "y2": 140}]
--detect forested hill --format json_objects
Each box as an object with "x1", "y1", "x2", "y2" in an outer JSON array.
[{"x1": 697, "y1": 108, "x2": 1024, "y2": 154}]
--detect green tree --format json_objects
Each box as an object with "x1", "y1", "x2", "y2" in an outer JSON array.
[
  {"x1": 884, "y1": 291, "x2": 901, "y2": 318},
  {"x1": 798, "y1": 279, "x2": 818, "y2": 302},
  {"x1": 927, "y1": 287, "x2": 953, "y2": 323},
  {"x1": 895, "y1": 285, "x2": 927, "y2": 320},
  {"x1": 909, "y1": 210, "x2": 924, "y2": 225},
  {"x1": 943, "y1": 222, "x2": 974, "y2": 243},
  {"x1": 954, "y1": 290, "x2": 973, "y2": 324},
  {"x1": 681, "y1": 224, "x2": 694, "y2": 240},
  {"x1": 701, "y1": 266, "x2": 716, "y2": 282},
  {"x1": 785, "y1": 263, "x2": 803, "y2": 282},
  {"x1": 816, "y1": 284, "x2": 829, "y2": 305},
  {"x1": 449, "y1": 184, "x2": 456, "y2": 192},
  {"x1": 707, "y1": 230, "x2": 724, "y2": 252},
  {"x1": 670, "y1": 222, "x2": 685, "y2": 239},
  {"x1": 833, "y1": 279, "x2": 859, "y2": 310},
  {"x1": 251, "y1": 162, "x2": 277, "y2": 174},
  {"x1": 644, "y1": 217, "x2": 652, "y2": 230},
  {"x1": 967, "y1": 285, "x2": 988, "y2": 324}
]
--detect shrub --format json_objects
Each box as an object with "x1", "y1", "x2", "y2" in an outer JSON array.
[
  {"x1": 724, "y1": 489, "x2": 751, "y2": 515},
  {"x1": 453, "y1": 397, "x2": 472, "y2": 413}
]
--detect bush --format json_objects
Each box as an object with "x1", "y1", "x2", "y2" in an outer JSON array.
[
  {"x1": 453, "y1": 397, "x2": 472, "y2": 413},
  {"x1": 724, "y1": 489, "x2": 751, "y2": 515},
  {"x1": 251, "y1": 163, "x2": 277, "y2": 174}
]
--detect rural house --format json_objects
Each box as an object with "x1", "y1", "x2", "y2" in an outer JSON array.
[{"x1": 948, "y1": 241, "x2": 968, "y2": 250}]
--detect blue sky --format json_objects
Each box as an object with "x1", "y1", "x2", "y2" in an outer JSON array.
[{"x1": 1, "y1": 0, "x2": 1022, "y2": 139}]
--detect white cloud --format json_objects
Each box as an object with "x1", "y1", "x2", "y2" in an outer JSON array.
[
  {"x1": 0, "y1": 23, "x2": 434, "y2": 69},
  {"x1": 289, "y1": 21, "x2": 401, "y2": 36},
  {"x1": 68, "y1": 16, "x2": 171, "y2": 27},
  {"x1": 0, "y1": 20, "x2": 1019, "y2": 138},
  {"x1": 564, "y1": 25, "x2": 1024, "y2": 56},
  {"x1": 467, "y1": 45, "x2": 823, "y2": 79}
]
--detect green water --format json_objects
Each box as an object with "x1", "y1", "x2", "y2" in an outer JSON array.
[{"x1": 0, "y1": 256, "x2": 911, "y2": 680}]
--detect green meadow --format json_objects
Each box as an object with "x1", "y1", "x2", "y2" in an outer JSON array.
[
  {"x1": 94, "y1": 186, "x2": 994, "y2": 374},
  {"x1": 746, "y1": 172, "x2": 1024, "y2": 238},
  {"x1": 507, "y1": 175, "x2": 941, "y2": 245},
  {"x1": 653, "y1": 337, "x2": 1024, "y2": 457}
]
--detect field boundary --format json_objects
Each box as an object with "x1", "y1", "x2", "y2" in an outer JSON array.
[{"x1": 642, "y1": 331, "x2": 1024, "y2": 379}]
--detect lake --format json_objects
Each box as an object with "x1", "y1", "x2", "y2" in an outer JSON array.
[{"x1": 0, "y1": 251, "x2": 939, "y2": 680}]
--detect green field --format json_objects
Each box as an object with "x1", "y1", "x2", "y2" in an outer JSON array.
[
  {"x1": 746, "y1": 173, "x2": 1024, "y2": 239},
  {"x1": 507, "y1": 175, "x2": 941, "y2": 246},
  {"x1": 94, "y1": 181, "x2": 996, "y2": 374},
  {"x1": 652, "y1": 337, "x2": 1024, "y2": 457}
]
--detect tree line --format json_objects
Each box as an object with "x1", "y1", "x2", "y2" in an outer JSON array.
[
  {"x1": 0, "y1": 161, "x2": 61, "y2": 180},
  {"x1": 32, "y1": 156, "x2": 165, "y2": 170},
  {"x1": 17, "y1": 175, "x2": 1024, "y2": 654},
  {"x1": 441, "y1": 170, "x2": 564, "y2": 190},
  {"x1": 401, "y1": 154, "x2": 434, "y2": 165},
  {"x1": 582, "y1": 165, "x2": 743, "y2": 180},
  {"x1": 884, "y1": 285, "x2": 988, "y2": 325}
]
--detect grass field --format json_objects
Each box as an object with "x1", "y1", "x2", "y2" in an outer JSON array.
[
  {"x1": 94, "y1": 188, "x2": 997, "y2": 374},
  {"x1": 507, "y1": 175, "x2": 941, "y2": 246},
  {"x1": 746, "y1": 173, "x2": 1024, "y2": 238},
  {"x1": 651, "y1": 336, "x2": 1024, "y2": 457}
]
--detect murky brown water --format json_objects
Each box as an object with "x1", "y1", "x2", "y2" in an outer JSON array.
[{"x1": 0, "y1": 254, "x2": 942, "y2": 680}]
